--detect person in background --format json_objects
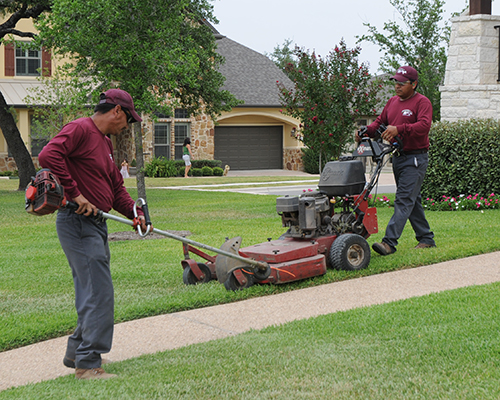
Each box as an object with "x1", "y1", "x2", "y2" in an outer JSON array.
[
  {"x1": 38, "y1": 88, "x2": 147, "y2": 380},
  {"x1": 182, "y1": 137, "x2": 194, "y2": 178},
  {"x1": 356, "y1": 66, "x2": 436, "y2": 256},
  {"x1": 120, "y1": 159, "x2": 130, "y2": 179}
]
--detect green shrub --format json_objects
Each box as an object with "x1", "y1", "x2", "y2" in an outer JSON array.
[
  {"x1": 0, "y1": 170, "x2": 13, "y2": 177},
  {"x1": 422, "y1": 119, "x2": 500, "y2": 199},
  {"x1": 301, "y1": 148, "x2": 320, "y2": 174},
  {"x1": 201, "y1": 166, "x2": 213, "y2": 176},
  {"x1": 213, "y1": 167, "x2": 224, "y2": 176},
  {"x1": 172, "y1": 159, "x2": 222, "y2": 170},
  {"x1": 144, "y1": 157, "x2": 178, "y2": 178},
  {"x1": 191, "y1": 168, "x2": 203, "y2": 176}
]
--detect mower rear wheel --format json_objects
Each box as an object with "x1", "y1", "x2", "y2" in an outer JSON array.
[
  {"x1": 329, "y1": 234, "x2": 370, "y2": 271},
  {"x1": 183, "y1": 263, "x2": 212, "y2": 285},
  {"x1": 224, "y1": 270, "x2": 254, "y2": 291}
]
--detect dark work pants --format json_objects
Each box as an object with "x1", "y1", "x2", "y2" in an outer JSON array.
[
  {"x1": 382, "y1": 153, "x2": 435, "y2": 251},
  {"x1": 56, "y1": 209, "x2": 113, "y2": 369}
]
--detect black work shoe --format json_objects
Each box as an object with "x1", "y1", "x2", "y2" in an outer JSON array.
[
  {"x1": 372, "y1": 242, "x2": 395, "y2": 256},
  {"x1": 63, "y1": 356, "x2": 75, "y2": 368},
  {"x1": 75, "y1": 367, "x2": 116, "y2": 380},
  {"x1": 415, "y1": 243, "x2": 436, "y2": 249}
]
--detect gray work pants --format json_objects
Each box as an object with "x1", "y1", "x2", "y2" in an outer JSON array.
[
  {"x1": 382, "y1": 153, "x2": 435, "y2": 251},
  {"x1": 56, "y1": 209, "x2": 113, "y2": 369}
]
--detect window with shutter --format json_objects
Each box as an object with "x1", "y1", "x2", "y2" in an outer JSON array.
[{"x1": 4, "y1": 43, "x2": 15, "y2": 76}]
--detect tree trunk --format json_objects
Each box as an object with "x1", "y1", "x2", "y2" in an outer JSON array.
[
  {"x1": 133, "y1": 122, "x2": 147, "y2": 201},
  {"x1": 0, "y1": 91, "x2": 36, "y2": 190}
]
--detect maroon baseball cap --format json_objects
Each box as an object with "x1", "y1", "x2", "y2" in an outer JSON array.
[
  {"x1": 99, "y1": 89, "x2": 142, "y2": 122},
  {"x1": 390, "y1": 66, "x2": 418, "y2": 82}
]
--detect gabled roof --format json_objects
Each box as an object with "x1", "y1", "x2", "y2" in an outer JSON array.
[{"x1": 215, "y1": 36, "x2": 294, "y2": 107}]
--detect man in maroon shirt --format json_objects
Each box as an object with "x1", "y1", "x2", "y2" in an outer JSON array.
[
  {"x1": 39, "y1": 89, "x2": 146, "y2": 379},
  {"x1": 358, "y1": 66, "x2": 436, "y2": 256}
]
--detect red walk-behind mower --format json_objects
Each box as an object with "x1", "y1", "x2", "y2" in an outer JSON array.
[
  {"x1": 25, "y1": 130, "x2": 399, "y2": 292},
  {"x1": 182, "y1": 128, "x2": 401, "y2": 290}
]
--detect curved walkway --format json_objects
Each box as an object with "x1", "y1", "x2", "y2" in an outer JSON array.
[{"x1": 1, "y1": 251, "x2": 500, "y2": 391}]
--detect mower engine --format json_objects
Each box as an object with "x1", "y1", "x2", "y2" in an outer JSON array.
[{"x1": 277, "y1": 159, "x2": 374, "y2": 239}]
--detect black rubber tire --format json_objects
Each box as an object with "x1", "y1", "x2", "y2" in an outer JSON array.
[
  {"x1": 224, "y1": 270, "x2": 254, "y2": 291},
  {"x1": 329, "y1": 234, "x2": 371, "y2": 271},
  {"x1": 252, "y1": 265, "x2": 271, "y2": 281},
  {"x1": 183, "y1": 263, "x2": 212, "y2": 285}
]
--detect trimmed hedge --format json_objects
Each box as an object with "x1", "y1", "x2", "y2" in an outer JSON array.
[
  {"x1": 144, "y1": 158, "x2": 222, "y2": 178},
  {"x1": 213, "y1": 167, "x2": 224, "y2": 176},
  {"x1": 201, "y1": 166, "x2": 213, "y2": 176},
  {"x1": 422, "y1": 119, "x2": 500, "y2": 199}
]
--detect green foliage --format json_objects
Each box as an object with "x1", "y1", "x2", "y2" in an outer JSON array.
[
  {"x1": 170, "y1": 159, "x2": 222, "y2": 170},
  {"x1": 191, "y1": 167, "x2": 203, "y2": 176},
  {"x1": 201, "y1": 166, "x2": 213, "y2": 176},
  {"x1": 422, "y1": 119, "x2": 500, "y2": 199},
  {"x1": 357, "y1": 0, "x2": 450, "y2": 121},
  {"x1": 143, "y1": 157, "x2": 178, "y2": 178},
  {"x1": 34, "y1": 0, "x2": 241, "y2": 118},
  {"x1": 265, "y1": 38, "x2": 296, "y2": 74},
  {"x1": 278, "y1": 40, "x2": 382, "y2": 164},
  {"x1": 301, "y1": 147, "x2": 320, "y2": 174},
  {"x1": 213, "y1": 166, "x2": 224, "y2": 176},
  {"x1": 145, "y1": 159, "x2": 222, "y2": 178},
  {"x1": 130, "y1": 159, "x2": 136, "y2": 167},
  {"x1": 25, "y1": 70, "x2": 94, "y2": 142}
]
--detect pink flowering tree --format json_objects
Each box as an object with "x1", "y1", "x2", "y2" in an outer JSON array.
[{"x1": 277, "y1": 40, "x2": 382, "y2": 170}]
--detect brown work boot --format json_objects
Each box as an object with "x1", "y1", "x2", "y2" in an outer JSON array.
[
  {"x1": 75, "y1": 367, "x2": 117, "y2": 380},
  {"x1": 372, "y1": 242, "x2": 395, "y2": 256},
  {"x1": 415, "y1": 243, "x2": 436, "y2": 249}
]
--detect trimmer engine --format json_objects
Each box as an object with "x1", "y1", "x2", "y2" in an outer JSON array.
[{"x1": 25, "y1": 169, "x2": 67, "y2": 215}]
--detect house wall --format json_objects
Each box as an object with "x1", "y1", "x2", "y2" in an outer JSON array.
[
  {"x1": 134, "y1": 107, "x2": 304, "y2": 171},
  {"x1": 0, "y1": 16, "x2": 56, "y2": 172}
]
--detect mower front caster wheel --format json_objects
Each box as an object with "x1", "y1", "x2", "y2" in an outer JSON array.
[
  {"x1": 224, "y1": 270, "x2": 254, "y2": 291},
  {"x1": 329, "y1": 234, "x2": 370, "y2": 271},
  {"x1": 183, "y1": 263, "x2": 212, "y2": 285}
]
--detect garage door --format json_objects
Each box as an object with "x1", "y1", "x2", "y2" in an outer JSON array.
[{"x1": 214, "y1": 126, "x2": 283, "y2": 170}]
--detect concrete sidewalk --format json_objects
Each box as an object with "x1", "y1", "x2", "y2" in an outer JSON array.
[{"x1": 1, "y1": 251, "x2": 500, "y2": 391}]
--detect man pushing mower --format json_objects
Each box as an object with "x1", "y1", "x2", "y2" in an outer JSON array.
[{"x1": 356, "y1": 66, "x2": 436, "y2": 256}]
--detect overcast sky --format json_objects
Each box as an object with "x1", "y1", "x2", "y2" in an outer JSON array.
[{"x1": 212, "y1": 0, "x2": 494, "y2": 73}]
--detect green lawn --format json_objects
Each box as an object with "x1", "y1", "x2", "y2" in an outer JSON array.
[
  {"x1": 1, "y1": 283, "x2": 499, "y2": 399},
  {"x1": 1, "y1": 176, "x2": 500, "y2": 397}
]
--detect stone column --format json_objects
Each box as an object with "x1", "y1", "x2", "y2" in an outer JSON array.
[{"x1": 440, "y1": 11, "x2": 500, "y2": 121}]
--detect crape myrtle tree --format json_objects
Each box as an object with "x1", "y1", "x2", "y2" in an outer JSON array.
[
  {"x1": 34, "y1": 0, "x2": 240, "y2": 199},
  {"x1": 357, "y1": 0, "x2": 451, "y2": 121},
  {"x1": 278, "y1": 40, "x2": 381, "y2": 171},
  {"x1": 0, "y1": 1, "x2": 51, "y2": 190}
]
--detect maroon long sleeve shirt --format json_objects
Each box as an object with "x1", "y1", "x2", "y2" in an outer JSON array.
[
  {"x1": 39, "y1": 117, "x2": 139, "y2": 219},
  {"x1": 366, "y1": 92, "x2": 433, "y2": 152}
]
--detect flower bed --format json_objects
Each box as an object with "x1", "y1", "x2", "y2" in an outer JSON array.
[{"x1": 423, "y1": 194, "x2": 500, "y2": 211}]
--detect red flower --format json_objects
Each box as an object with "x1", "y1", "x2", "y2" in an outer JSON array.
[{"x1": 312, "y1": 116, "x2": 318, "y2": 123}]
